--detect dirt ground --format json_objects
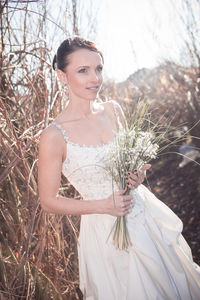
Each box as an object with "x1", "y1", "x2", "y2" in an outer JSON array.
[{"x1": 146, "y1": 153, "x2": 200, "y2": 265}]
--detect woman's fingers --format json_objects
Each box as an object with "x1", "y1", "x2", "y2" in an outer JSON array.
[
  {"x1": 126, "y1": 164, "x2": 152, "y2": 189},
  {"x1": 116, "y1": 187, "x2": 127, "y2": 196},
  {"x1": 110, "y1": 164, "x2": 152, "y2": 215},
  {"x1": 122, "y1": 195, "x2": 133, "y2": 213},
  {"x1": 116, "y1": 193, "x2": 133, "y2": 215},
  {"x1": 141, "y1": 164, "x2": 151, "y2": 171},
  {"x1": 107, "y1": 189, "x2": 133, "y2": 216},
  {"x1": 126, "y1": 173, "x2": 139, "y2": 189},
  {"x1": 137, "y1": 164, "x2": 151, "y2": 183},
  {"x1": 120, "y1": 198, "x2": 133, "y2": 208},
  {"x1": 136, "y1": 170, "x2": 144, "y2": 184}
]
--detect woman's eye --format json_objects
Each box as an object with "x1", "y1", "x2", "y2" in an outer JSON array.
[
  {"x1": 78, "y1": 68, "x2": 87, "y2": 73},
  {"x1": 97, "y1": 66, "x2": 103, "y2": 72}
]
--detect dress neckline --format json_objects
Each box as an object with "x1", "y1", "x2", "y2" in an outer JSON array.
[
  {"x1": 51, "y1": 100, "x2": 123, "y2": 149},
  {"x1": 67, "y1": 132, "x2": 118, "y2": 149},
  {"x1": 52, "y1": 120, "x2": 121, "y2": 148}
]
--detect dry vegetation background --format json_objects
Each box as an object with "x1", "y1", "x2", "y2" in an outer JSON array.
[{"x1": 0, "y1": 0, "x2": 200, "y2": 299}]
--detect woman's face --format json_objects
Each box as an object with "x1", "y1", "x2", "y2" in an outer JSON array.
[{"x1": 60, "y1": 48, "x2": 103, "y2": 102}]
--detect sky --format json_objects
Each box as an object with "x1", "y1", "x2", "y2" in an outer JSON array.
[
  {"x1": 96, "y1": 0, "x2": 185, "y2": 81},
  {"x1": 10, "y1": 0, "x2": 199, "y2": 82}
]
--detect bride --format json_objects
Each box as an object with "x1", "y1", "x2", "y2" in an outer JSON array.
[{"x1": 38, "y1": 36, "x2": 200, "y2": 300}]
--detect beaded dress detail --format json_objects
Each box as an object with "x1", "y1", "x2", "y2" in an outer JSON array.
[{"x1": 51, "y1": 100, "x2": 200, "y2": 300}]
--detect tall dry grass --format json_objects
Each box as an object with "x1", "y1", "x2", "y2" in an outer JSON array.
[{"x1": 0, "y1": 2, "x2": 82, "y2": 299}]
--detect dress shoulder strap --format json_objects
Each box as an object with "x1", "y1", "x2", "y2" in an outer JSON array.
[
  {"x1": 50, "y1": 121, "x2": 69, "y2": 144},
  {"x1": 111, "y1": 100, "x2": 125, "y2": 129}
]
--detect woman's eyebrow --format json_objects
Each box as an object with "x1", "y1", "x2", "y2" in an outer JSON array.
[
  {"x1": 76, "y1": 65, "x2": 90, "y2": 70},
  {"x1": 77, "y1": 63, "x2": 103, "y2": 68}
]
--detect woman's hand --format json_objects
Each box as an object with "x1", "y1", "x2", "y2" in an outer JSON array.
[
  {"x1": 125, "y1": 164, "x2": 151, "y2": 190},
  {"x1": 106, "y1": 188, "x2": 133, "y2": 216}
]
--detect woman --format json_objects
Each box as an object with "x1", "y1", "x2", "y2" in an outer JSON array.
[{"x1": 38, "y1": 36, "x2": 200, "y2": 300}]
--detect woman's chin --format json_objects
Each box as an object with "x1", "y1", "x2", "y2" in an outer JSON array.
[{"x1": 86, "y1": 95, "x2": 99, "y2": 101}]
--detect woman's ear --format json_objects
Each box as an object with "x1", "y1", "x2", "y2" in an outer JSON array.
[{"x1": 57, "y1": 69, "x2": 68, "y2": 86}]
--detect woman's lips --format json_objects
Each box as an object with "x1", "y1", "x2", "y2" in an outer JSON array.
[{"x1": 86, "y1": 86, "x2": 99, "y2": 91}]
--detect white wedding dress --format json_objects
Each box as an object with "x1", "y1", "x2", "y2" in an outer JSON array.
[{"x1": 52, "y1": 101, "x2": 200, "y2": 300}]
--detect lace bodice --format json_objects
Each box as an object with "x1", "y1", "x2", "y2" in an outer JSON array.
[
  {"x1": 50, "y1": 100, "x2": 121, "y2": 200},
  {"x1": 63, "y1": 138, "x2": 119, "y2": 200}
]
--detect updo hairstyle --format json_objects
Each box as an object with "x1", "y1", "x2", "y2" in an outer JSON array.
[{"x1": 52, "y1": 36, "x2": 104, "y2": 72}]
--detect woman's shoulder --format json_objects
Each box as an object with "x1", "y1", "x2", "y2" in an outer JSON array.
[
  {"x1": 39, "y1": 123, "x2": 65, "y2": 150},
  {"x1": 100, "y1": 99, "x2": 120, "y2": 108},
  {"x1": 101, "y1": 99, "x2": 124, "y2": 117},
  {"x1": 100, "y1": 99, "x2": 121, "y2": 115},
  {"x1": 101, "y1": 99, "x2": 126, "y2": 128},
  {"x1": 38, "y1": 124, "x2": 66, "y2": 166}
]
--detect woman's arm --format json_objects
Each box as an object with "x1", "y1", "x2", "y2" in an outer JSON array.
[{"x1": 38, "y1": 126, "x2": 133, "y2": 216}]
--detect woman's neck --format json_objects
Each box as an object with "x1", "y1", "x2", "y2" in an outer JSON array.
[{"x1": 64, "y1": 99, "x2": 99, "y2": 121}]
